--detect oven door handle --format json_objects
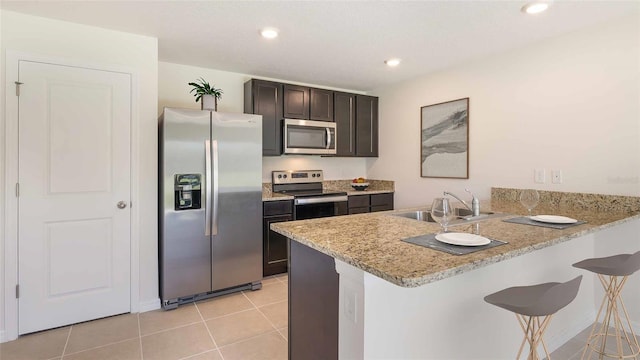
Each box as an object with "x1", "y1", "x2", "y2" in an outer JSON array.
[{"x1": 294, "y1": 195, "x2": 348, "y2": 205}]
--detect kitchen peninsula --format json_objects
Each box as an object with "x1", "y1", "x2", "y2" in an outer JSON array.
[{"x1": 271, "y1": 188, "x2": 640, "y2": 359}]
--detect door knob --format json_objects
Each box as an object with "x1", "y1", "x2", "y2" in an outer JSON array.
[{"x1": 117, "y1": 201, "x2": 128, "y2": 209}]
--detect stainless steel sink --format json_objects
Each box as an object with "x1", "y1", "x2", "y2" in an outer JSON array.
[
  {"x1": 393, "y1": 210, "x2": 434, "y2": 222},
  {"x1": 390, "y1": 208, "x2": 504, "y2": 224}
]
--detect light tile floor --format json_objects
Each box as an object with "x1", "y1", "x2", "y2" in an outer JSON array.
[
  {"x1": 0, "y1": 274, "x2": 288, "y2": 360},
  {"x1": 2, "y1": 272, "x2": 638, "y2": 359},
  {"x1": 547, "y1": 323, "x2": 640, "y2": 360}
]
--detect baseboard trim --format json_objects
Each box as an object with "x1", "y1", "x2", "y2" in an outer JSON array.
[{"x1": 138, "y1": 298, "x2": 161, "y2": 312}]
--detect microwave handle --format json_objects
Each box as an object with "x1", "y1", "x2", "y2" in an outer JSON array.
[{"x1": 326, "y1": 128, "x2": 332, "y2": 149}]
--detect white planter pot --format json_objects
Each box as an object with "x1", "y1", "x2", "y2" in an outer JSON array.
[{"x1": 201, "y1": 95, "x2": 217, "y2": 111}]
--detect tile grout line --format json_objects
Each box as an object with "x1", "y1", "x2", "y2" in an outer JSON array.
[
  {"x1": 240, "y1": 291, "x2": 286, "y2": 342},
  {"x1": 137, "y1": 313, "x2": 144, "y2": 360},
  {"x1": 194, "y1": 300, "x2": 224, "y2": 360},
  {"x1": 178, "y1": 349, "x2": 221, "y2": 360},
  {"x1": 275, "y1": 275, "x2": 288, "y2": 285},
  {"x1": 199, "y1": 306, "x2": 256, "y2": 323},
  {"x1": 61, "y1": 337, "x2": 142, "y2": 358},
  {"x1": 276, "y1": 327, "x2": 288, "y2": 341},
  {"x1": 140, "y1": 319, "x2": 208, "y2": 337},
  {"x1": 274, "y1": 275, "x2": 289, "y2": 342},
  {"x1": 60, "y1": 325, "x2": 72, "y2": 359},
  {"x1": 216, "y1": 329, "x2": 286, "y2": 352}
]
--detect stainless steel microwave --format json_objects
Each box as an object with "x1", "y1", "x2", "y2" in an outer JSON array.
[{"x1": 283, "y1": 119, "x2": 336, "y2": 155}]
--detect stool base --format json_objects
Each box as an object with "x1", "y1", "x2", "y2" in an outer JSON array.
[
  {"x1": 516, "y1": 314, "x2": 552, "y2": 360},
  {"x1": 581, "y1": 275, "x2": 640, "y2": 359}
]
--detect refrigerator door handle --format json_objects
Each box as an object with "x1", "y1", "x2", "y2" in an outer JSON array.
[
  {"x1": 212, "y1": 140, "x2": 219, "y2": 235},
  {"x1": 205, "y1": 140, "x2": 212, "y2": 236}
]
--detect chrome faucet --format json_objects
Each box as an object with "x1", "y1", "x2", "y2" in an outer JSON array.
[{"x1": 443, "y1": 188, "x2": 480, "y2": 217}]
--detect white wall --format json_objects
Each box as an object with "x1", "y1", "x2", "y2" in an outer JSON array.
[
  {"x1": 370, "y1": 14, "x2": 640, "y2": 209},
  {"x1": 158, "y1": 62, "x2": 369, "y2": 181},
  {"x1": 0, "y1": 10, "x2": 158, "y2": 340},
  {"x1": 0, "y1": 7, "x2": 6, "y2": 342}
]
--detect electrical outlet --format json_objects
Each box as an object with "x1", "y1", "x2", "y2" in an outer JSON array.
[
  {"x1": 534, "y1": 169, "x2": 546, "y2": 184},
  {"x1": 552, "y1": 170, "x2": 563, "y2": 184}
]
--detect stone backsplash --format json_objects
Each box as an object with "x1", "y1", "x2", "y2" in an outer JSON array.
[
  {"x1": 491, "y1": 187, "x2": 640, "y2": 215},
  {"x1": 262, "y1": 179, "x2": 395, "y2": 197}
]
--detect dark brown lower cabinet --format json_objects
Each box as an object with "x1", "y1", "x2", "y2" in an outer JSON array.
[
  {"x1": 348, "y1": 192, "x2": 394, "y2": 214},
  {"x1": 263, "y1": 201, "x2": 293, "y2": 276},
  {"x1": 289, "y1": 239, "x2": 339, "y2": 360}
]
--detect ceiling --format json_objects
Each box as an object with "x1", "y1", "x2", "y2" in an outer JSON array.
[{"x1": 1, "y1": 1, "x2": 637, "y2": 91}]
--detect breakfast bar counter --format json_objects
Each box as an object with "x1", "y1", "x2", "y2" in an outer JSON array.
[
  {"x1": 271, "y1": 188, "x2": 640, "y2": 359},
  {"x1": 271, "y1": 189, "x2": 640, "y2": 287}
]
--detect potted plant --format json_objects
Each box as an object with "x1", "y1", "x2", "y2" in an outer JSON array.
[{"x1": 188, "y1": 77, "x2": 223, "y2": 111}]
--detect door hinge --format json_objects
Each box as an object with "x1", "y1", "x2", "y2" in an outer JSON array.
[
  {"x1": 15, "y1": 183, "x2": 20, "y2": 197},
  {"x1": 16, "y1": 285, "x2": 19, "y2": 299},
  {"x1": 15, "y1": 81, "x2": 23, "y2": 96}
]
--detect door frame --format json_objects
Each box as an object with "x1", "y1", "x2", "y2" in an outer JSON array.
[{"x1": 3, "y1": 50, "x2": 141, "y2": 342}]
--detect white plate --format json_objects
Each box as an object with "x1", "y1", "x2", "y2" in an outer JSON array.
[
  {"x1": 435, "y1": 232, "x2": 491, "y2": 247},
  {"x1": 530, "y1": 215, "x2": 578, "y2": 224}
]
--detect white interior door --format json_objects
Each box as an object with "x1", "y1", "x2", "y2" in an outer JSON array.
[{"x1": 18, "y1": 60, "x2": 132, "y2": 334}]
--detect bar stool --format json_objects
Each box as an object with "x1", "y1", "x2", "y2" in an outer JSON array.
[
  {"x1": 573, "y1": 250, "x2": 640, "y2": 359},
  {"x1": 484, "y1": 276, "x2": 582, "y2": 360}
]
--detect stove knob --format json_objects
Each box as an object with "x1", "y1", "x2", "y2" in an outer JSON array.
[
  {"x1": 277, "y1": 175, "x2": 282, "y2": 179},
  {"x1": 283, "y1": 174, "x2": 288, "y2": 178},
  {"x1": 311, "y1": 173, "x2": 316, "y2": 178},
  {"x1": 316, "y1": 173, "x2": 321, "y2": 178}
]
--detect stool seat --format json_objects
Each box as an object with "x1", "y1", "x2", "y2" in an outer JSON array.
[
  {"x1": 573, "y1": 250, "x2": 640, "y2": 359},
  {"x1": 484, "y1": 276, "x2": 582, "y2": 360},
  {"x1": 572, "y1": 250, "x2": 640, "y2": 276},
  {"x1": 484, "y1": 275, "x2": 582, "y2": 317}
]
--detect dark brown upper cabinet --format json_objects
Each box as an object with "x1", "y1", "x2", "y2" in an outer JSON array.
[
  {"x1": 309, "y1": 88, "x2": 334, "y2": 122},
  {"x1": 334, "y1": 92, "x2": 356, "y2": 156},
  {"x1": 283, "y1": 85, "x2": 310, "y2": 119},
  {"x1": 244, "y1": 79, "x2": 283, "y2": 156},
  {"x1": 355, "y1": 95, "x2": 379, "y2": 157},
  {"x1": 244, "y1": 78, "x2": 376, "y2": 157}
]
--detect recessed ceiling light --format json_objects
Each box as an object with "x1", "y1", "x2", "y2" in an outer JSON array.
[
  {"x1": 385, "y1": 58, "x2": 401, "y2": 67},
  {"x1": 521, "y1": 2, "x2": 549, "y2": 14},
  {"x1": 261, "y1": 28, "x2": 279, "y2": 39}
]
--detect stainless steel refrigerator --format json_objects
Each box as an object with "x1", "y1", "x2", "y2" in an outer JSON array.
[{"x1": 159, "y1": 107, "x2": 262, "y2": 309}]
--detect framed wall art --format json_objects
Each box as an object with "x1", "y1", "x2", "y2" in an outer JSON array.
[{"x1": 420, "y1": 98, "x2": 469, "y2": 179}]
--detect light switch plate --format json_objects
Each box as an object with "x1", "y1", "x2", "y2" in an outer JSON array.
[{"x1": 552, "y1": 170, "x2": 563, "y2": 184}]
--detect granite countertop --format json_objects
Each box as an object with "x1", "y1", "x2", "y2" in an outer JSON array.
[
  {"x1": 271, "y1": 188, "x2": 640, "y2": 288},
  {"x1": 262, "y1": 179, "x2": 394, "y2": 201}
]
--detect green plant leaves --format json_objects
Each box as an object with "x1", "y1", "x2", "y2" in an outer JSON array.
[{"x1": 188, "y1": 77, "x2": 223, "y2": 102}]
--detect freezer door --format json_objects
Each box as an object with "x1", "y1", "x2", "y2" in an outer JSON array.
[
  {"x1": 210, "y1": 112, "x2": 263, "y2": 291},
  {"x1": 160, "y1": 108, "x2": 212, "y2": 302}
]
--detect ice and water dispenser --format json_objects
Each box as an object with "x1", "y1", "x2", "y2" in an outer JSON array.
[{"x1": 174, "y1": 174, "x2": 202, "y2": 210}]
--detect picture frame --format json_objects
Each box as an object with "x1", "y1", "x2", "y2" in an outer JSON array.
[{"x1": 420, "y1": 98, "x2": 469, "y2": 179}]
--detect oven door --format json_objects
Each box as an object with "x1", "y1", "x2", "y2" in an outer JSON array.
[
  {"x1": 284, "y1": 119, "x2": 336, "y2": 155},
  {"x1": 294, "y1": 196, "x2": 348, "y2": 220}
]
